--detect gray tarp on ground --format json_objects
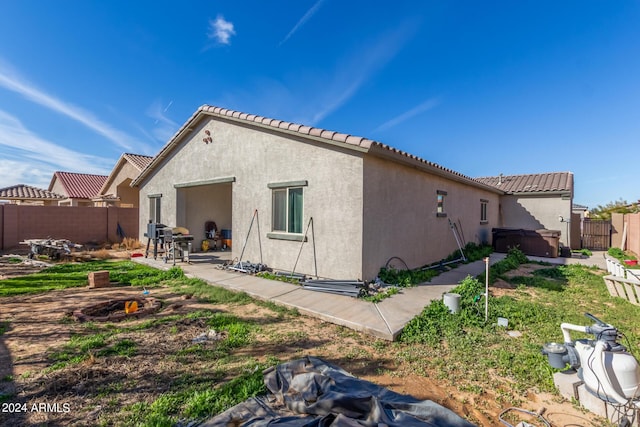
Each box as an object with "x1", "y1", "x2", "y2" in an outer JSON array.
[{"x1": 201, "y1": 356, "x2": 476, "y2": 427}]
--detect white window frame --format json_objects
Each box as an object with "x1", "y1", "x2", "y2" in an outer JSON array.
[
  {"x1": 271, "y1": 186, "x2": 304, "y2": 234},
  {"x1": 436, "y1": 190, "x2": 447, "y2": 217},
  {"x1": 480, "y1": 199, "x2": 488, "y2": 223},
  {"x1": 149, "y1": 194, "x2": 161, "y2": 224}
]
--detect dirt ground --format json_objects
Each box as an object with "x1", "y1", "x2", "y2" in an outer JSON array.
[{"x1": 0, "y1": 255, "x2": 604, "y2": 426}]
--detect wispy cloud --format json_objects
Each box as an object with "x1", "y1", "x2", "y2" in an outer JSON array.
[
  {"x1": 207, "y1": 15, "x2": 236, "y2": 45},
  {"x1": 0, "y1": 60, "x2": 139, "y2": 151},
  {"x1": 146, "y1": 99, "x2": 178, "y2": 142},
  {"x1": 279, "y1": 0, "x2": 326, "y2": 46},
  {"x1": 209, "y1": 19, "x2": 420, "y2": 128},
  {"x1": 0, "y1": 110, "x2": 113, "y2": 188},
  {"x1": 373, "y1": 97, "x2": 441, "y2": 133},
  {"x1": 308, "y1": 19, "x2": 420, "y2": 125}
]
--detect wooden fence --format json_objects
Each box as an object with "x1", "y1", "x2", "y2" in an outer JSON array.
[
  {"x1": 0, "y1": 204, "x2": 138, "y2": 251},
  {"x1": 582, "y1": 218, "x2": 611, "y2": 250}
]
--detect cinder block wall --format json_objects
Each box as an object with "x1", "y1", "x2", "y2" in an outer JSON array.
[
  {"x1": 627, "y1": 213, "x2": 640, "y2": 257},
  {"x1": 0, "y1": 205, "x2": 139, "y2": 250}
]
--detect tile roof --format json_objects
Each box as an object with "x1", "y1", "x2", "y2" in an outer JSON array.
[
  {"x1": 98, "y1": 152, "x2": 154, "y2": 195},
  {"x1": 50, "y1": 172, "x2": 108, "y2": 199},
  {"x1": 132, "y1": 105, "x2": 502, "y2": 194},
  {"x1": 123, "y1": 153, "x2": 153, "y2": 171},
  {"x1": 0, "y1": 184, "x2": 65, "y2": 200},
  {"x1": 474, "y1": 172, "x2": 573, "y2": 194}
]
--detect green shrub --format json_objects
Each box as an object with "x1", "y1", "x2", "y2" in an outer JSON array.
[{"x1": 377, "y1": 243, "x2": 493, "y2": 287}]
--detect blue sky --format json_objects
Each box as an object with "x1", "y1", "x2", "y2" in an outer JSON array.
[{"x1": 0, "y1": 1, "x2": 638, "y2": 208}]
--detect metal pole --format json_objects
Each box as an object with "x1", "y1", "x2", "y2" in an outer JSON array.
[
  {"x1": 238, "y1": 209, "x2": 257, "y2": 267},
  {"x1": 484, "y1": 256, "x2": 489, "y2": 322},
  {"x1": 310, "y1": 217, "x2": 318, "y2": 279},
  {"x1": 291, "y1": 216, "x2": 313, "y2": 278},
  {"x1": 449, "y1": 218, "x2": 467, "y2": 261},
  {"x1": 256, "y1": 210, "x2": 263, "y2": 265}
]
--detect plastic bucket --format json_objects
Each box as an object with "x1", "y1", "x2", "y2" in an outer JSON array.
[{"x1": 443, "y1": 293, "x2": 461, "y2": 314}]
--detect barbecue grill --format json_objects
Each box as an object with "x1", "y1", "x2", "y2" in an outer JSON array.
[
  {"x1": 144, "y1": 223, "x2": 194, "y2": 263},
  {"x1": 162, "y1": 227, "x2": 193, "y2": 265},
  {"x1": 144, "y1": 222, "x2": 167, "y2": 259}
]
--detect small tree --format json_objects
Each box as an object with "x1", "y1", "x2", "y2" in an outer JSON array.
[{"x1": 590, "y1": 198, "x2": 639, "y2": 220}]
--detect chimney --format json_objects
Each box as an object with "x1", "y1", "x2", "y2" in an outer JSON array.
[{"x1": 498, "y1": 173, "x2": 503, "y2": 185}]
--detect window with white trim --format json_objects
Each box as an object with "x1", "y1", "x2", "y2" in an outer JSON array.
[
  {"x1": 436, "y1": 190, "x2": 447, "y2": 217},
  {"x1": 272, "y1": 187, "x2": 303, "y2": 233},
  {"x1": 149, "y1": 194, "x2": 161, "y2": 223},
  {"x1": 480, "y1": 199, "x2": 488, "y2": 223}
]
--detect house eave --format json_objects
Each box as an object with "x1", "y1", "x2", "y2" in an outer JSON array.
[
  {"x1": 131, "y1": 110, "x2": 369, "y2": 188},
  {"x1": 504, "y1": 191, "x2": 572, "y2": 197},
  {"x1": 367, "y1": 144, "x2": 504, "y2": 195}
]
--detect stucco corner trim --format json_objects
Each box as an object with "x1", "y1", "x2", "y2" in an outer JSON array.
[
  {"x1": 267, "y1": 180, "x2": 308, "y2": 189},
  {"x1": 174, "y1": 177, "x2": 236, "y2": 188},
  {"x1": 267, "y1": 232, "x2": 307, "y2": 242}
]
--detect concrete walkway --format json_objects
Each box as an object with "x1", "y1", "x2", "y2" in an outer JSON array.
[{"x1": 132, "y1": 251, "x2": 607, "y2": 341}]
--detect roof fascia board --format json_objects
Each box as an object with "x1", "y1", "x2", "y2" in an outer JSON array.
[
  {"x1": 132, "y1": 110, "x2": 368, "y2": 187},
  {"x1": 174, "y1": 177, "x2": 236, "y2": 188},
  {"x1": 210, "y1": 112, "x2": 370, "y2": 154},
  {"x1": 99, "y1": 154, "x2": 127, "y2": 195},
  {"x1": 367, "y1": 145, "x2": 504, "y2": 195},
  {"x1": 505, "y1": 191, "x2": 572, "y2": 197}
]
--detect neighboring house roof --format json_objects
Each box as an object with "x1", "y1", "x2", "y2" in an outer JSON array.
[
  {"x1": 98, "y1": 152, "x2": 153, "y2": 196},
  {"x1": 0, "y1": 184, "x2": 65, "y2": 200},
  {"x1": 49, "y1": 172, "x2": 108, "y2": 199},
  {"x1": 474, "y1": 172, "x2": 573, "y2": 195},
  {"x1": 123, "y1": 153, "x2": 154, "y2": 171},
  {"x1": 131, "y1": 105, "x2": 503, "y2": 194},
  {"x1": 573, "y1": 203, "x2": 588, "y2": 211}
]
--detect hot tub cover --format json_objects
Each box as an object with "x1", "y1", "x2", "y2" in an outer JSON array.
[{"x1": 201, "y1": 356, "x2": 475, "y2": 427}]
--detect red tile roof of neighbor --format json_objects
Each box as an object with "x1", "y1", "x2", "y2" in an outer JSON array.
[
  {"x1": 131, "y1": 105, "x2": 503, "y2": 194},
  {"x1": 475, "y1": 172, "x2": 573, "y2": 194},
  {"x1": 0, "y1": 184, "x2": 65, "y2": 200},
  {"x1": 50, "y1": 172, "x2": 109, "y2": 199}
]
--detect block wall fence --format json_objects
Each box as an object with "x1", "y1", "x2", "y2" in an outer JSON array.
[{"x1": 0, "y1": 205, "x2": 138, "y2": 251}]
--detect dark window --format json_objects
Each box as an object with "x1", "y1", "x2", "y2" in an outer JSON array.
[
  {"x1": 272, "y1": 187, "x2": 303, "y2": 233},
  {"x1": 480, "y1": 199, "x2": 488, "y2": 223}
]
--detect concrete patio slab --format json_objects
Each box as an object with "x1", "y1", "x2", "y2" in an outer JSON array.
[
  {"x1": 273, "y1": 289, "x2": 392, "y2": 339},
  {"x1": 131, "y1": 251, "x2": 606, "y2": 341}
]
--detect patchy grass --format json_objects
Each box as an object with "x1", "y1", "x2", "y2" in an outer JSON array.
[
  {"x1": 120, "y1": 365, "x2": 267, "y2": 426},
  {"x1": 0, "y1": 260, "x2": 166, "y2": 297},
  {"x1": 399, "y1": 249, "x2": 640, "y2": 398},
  {"x1": 0, "y1": 252, "x2": 628, "y2": 426}
]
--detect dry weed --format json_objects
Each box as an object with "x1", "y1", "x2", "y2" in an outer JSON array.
[{"x1": 121, "y1": 237, "x2": 143, "y2": 250}]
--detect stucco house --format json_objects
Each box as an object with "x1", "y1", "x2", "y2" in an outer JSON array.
[
  {"x1": 48, "y1": 172, "x2": 108, "y2": 207},
  {"x1": 132, "y1": 105, "x2": 506, "y2": 280},
  {"x1": 475, "y1": 172, "x2": 574, "y2": 248},
  {"x1": 0, "y1": 184, "x2": 65, "y2": 205},
  {"x1": 93, "y1": 153, "x2": 153, "y2": 207}
]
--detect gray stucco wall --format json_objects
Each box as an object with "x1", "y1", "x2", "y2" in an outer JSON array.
[
  {"x1": 361, "y1": 155, "x2": 500, "y2": 279},
  {"x1": 138, "y1": 116, "x2": 365, "y2": 279},
  {"x1": 499, "y1": 195, "x2": 573, "y2": 246}
]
